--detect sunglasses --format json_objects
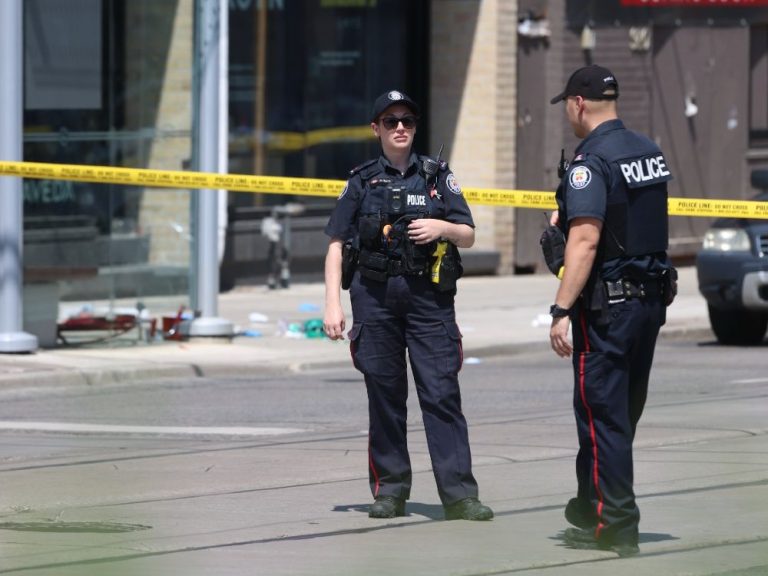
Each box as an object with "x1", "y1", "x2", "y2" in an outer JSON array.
[{"x1": 380, "y1": 115, "x2": 418, "y2": 130}]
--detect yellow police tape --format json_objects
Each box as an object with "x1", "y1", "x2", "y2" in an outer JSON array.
[{"x1": 1, "y1": 161, "x2": 766, "y2": 219}]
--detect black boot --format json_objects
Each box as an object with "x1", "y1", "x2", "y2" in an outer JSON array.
[
  {"x1": 369, "y1": 496, "x2": 405, "y2": 519},
  {"x1": 563, "y1": 528, "x2": 639, "y2": 557},
  {"x1": 444, "y1": 497, "x2": 494, "y2": 521},
  {"x1": 564, "y1": 497, "x2": 598, "y2": 530}
]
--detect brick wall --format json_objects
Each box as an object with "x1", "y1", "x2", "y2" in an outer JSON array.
[
  {"x1": 495, "y1": 2, "x2": 518, "y2": 274},
  {"x1": 128, "y1": 0, "x2": 194, "y2": 266},
  {"x1": 430, "y1": 0, "x2": 517, "y2": 274}
]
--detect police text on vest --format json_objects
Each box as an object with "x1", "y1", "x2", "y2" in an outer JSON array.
[{"x1": 620, "y1": 155, "x2": 670, "y2": 184}]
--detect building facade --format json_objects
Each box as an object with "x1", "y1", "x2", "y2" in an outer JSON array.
[
  {"x1": 19, "y1": 0, "x2": 768, "y2": 344},
  {"x1": 515, "y1": 0, "x2": 768, "y2": 268}
]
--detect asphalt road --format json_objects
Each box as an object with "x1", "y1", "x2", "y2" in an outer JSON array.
[
  {"x1": 0, "y1": 338, "x2": 764, "y2": 433},
  {"x1": 0, "y1": 339, "x2": 766, "y2": 575}
]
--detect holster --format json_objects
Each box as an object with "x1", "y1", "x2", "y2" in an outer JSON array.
[
  {"x1": 583, "y1": 273, "x2": 610, "y2": 325},
  {"x1": 341, "y1": 241, "x2": 358, "y2": 290},
  {"x1": 661, "y1": 266, "x2": 678, "y2": 306},
  {"x1": 431, "y1": 242, "x2": 463, "y2": 292},
  {"x1": 540, "y1": 225, "x2": 565, "y2": 276}
]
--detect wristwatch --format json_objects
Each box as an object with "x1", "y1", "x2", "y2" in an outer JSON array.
[{"x1": 549, "y1": 304, "x2": 571, "y2": 318}]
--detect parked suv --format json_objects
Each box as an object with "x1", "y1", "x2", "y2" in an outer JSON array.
[{"x1": 696, "y1": 170, "x2": 768, "y2": 345}]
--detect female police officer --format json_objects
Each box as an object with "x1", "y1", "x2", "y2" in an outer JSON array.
[{"x1": 323, "y1": 90, "x2": 493, "y2": 521}]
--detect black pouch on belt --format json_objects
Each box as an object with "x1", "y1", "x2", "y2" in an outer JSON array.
[
  {"x1": 358, "y1": 250, "x2": 389, "y2": 282},
  {"x1": 661, "y1": 266, "x2": 678, "y2": 306},
  {"x1": 540, "y1": 225, "x2": 565, "y2": 276}
]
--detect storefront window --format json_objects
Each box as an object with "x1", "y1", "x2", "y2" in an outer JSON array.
[
  {"x1": 228, "y1": 0, "x2": 428, "y2": 208},
  {"x1": 19, "y1": 0, "x2": 429, "y2": 343},
  {"x1": 23, "y1": 0, "x2": 195, "y2": 346},
  {"x1": 220, "y1": 0, "x2": 428, "y2": 289}
]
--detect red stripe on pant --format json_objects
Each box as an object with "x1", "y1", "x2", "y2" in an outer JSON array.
[
  {"x1": 355, "y1": 339, "x2": 381, "y2": 497},
  {"x1": 577, "y1": 312, "x2": 606, "y2": 538},
  {"x1": 368, "y1": 434, "x2": 380, "y2": 497}
]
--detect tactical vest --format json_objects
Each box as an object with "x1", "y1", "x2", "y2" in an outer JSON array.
[
  {"x1": 562, "y1": 128, "x2": 672, "y2": 262},
  {"x1": 352, "y1": 157, "x2": 445, "y2": 278}
]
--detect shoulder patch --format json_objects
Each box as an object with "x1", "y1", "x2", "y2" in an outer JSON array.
[
  {"x1": 569, "y1": 165, "x2": 592, "y2": 189},
  {"x1": 446, "y1": 172, "x2": 462, "y2": 195},
  {"x1": 573, "y1": 154, "x2": 585, "y2": 163},
  {"x1": 348, "y1": 158, "x2": 377, "y2": 177}
]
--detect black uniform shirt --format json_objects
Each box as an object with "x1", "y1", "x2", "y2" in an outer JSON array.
[
  {"x1": 559, "y1": 120, "x2": 618, "y2": 226},
  {"x1": 325, "y1": 152, "x2": 474, "y2": 242},
  {"x1": 557, "y1": 119, "x2": 670, "y2": 280}
]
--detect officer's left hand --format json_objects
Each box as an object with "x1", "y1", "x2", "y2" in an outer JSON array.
[
  {"x1": 407, "y1": 218, "x2": 445, "y2": 245},
  {"x1": 550, "y1": 316, "x2": 572, "y2": 358}
]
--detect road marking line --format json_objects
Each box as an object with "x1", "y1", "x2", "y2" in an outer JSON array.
[
  {"x1": 729, "y1": 378, "x2": 768, "y2": 385},
  {"x1": 0, "y1": 421, "x2": 305, "y2": 436}
]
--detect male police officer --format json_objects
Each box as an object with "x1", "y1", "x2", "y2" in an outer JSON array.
[
  {"x1": 547, "y1": 65, "x2": 676, "y2": 556},
  {"x1": 323, "y1": 91, "x2": 493, "y2": 521}
]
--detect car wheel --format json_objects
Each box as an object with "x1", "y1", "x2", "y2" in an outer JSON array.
[{"x1": 708, "y1": 305, "x2": 768, "y2": 345}]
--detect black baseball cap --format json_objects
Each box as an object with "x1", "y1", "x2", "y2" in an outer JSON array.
[
  {"x1": 550, "y1": 65, "x2": 619, "y2": 105},
  {"x1": 370, "y1": 90, "x2": 420, "y2": 122}
]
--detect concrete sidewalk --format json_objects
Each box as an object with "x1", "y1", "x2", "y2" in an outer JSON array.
[{"x1": 0, "y1": 266, "x2": 712, "y2": 390}]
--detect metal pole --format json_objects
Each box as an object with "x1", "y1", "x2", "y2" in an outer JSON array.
[
  {"x1": 187, "y1": 0, "x2": 233, "y2": 338},
  {"x1": 253, "y1": 0, "x2": 267, "y2": 182},
  {"x1": 217, "y1": 0, "x2": 229, "y2": 265},
  {"x1": 0, "y1": 0, "x2": 37, "y2": 353}
]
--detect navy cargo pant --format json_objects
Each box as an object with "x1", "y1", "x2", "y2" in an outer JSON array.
[
  {"x1": 347, "y1": 271, "x2": 479, "y2": 506},
  {"x1": 570, "y1": 292, "x2": 664, "y2": 547}
]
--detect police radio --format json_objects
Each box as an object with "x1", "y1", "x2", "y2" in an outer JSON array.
[
  {"x1": 557, "y1": 149, "x2": 570, "y2": 179},
  {"x1": 422, "y1": 144, "x2": 444, "y2": 188}
]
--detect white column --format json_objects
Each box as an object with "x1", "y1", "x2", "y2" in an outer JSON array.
[{"x1": 0, "y1": 0, "x2": 38, "y2": 353}]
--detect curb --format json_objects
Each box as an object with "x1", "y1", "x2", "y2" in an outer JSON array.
[
  {"x1": 658, "y1": 325, "x2": 713, "y2": 342},
  {"x1": 0, "y1": 365, "x2": 199, "y2": 393},
  {"x1": 0, "y1": 324, "x2": 717, "y2": 393}
]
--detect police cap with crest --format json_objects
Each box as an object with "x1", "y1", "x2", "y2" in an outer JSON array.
[
  {"x1": 370, "y1": 90, "x2": 420, "y2": 122},
  {"x1": 550, "y1": 65, "x2": 619, "y2": 105}
]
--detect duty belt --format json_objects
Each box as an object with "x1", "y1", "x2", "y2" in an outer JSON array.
[
  {"x1": 358, "y1": 249, "x2": 428, "y2": 281},
  {"x1": 386, "y1": 258, "x2": 427, "y2": 277},
  {"x1": 605, "y1": 278, "x2": 662, "y2": 304}
]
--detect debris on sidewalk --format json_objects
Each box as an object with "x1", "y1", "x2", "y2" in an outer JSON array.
[
  {"x1": 248, "y1": 312, "x2": 269, "y2": 323},
  {"x1": 304, "y1": 319, "x2": 325, "y2": 338},
  {"x1": 274, "y1": 318, "x2": 327, "y2": 339}
]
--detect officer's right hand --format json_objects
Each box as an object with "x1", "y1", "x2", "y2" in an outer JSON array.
[
  {"x1": 549, "y1": 210, "x2": 559, "y2": 227},
  {"x1": 323, "y1": 305, "x2": 346, "y2": 340}
]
